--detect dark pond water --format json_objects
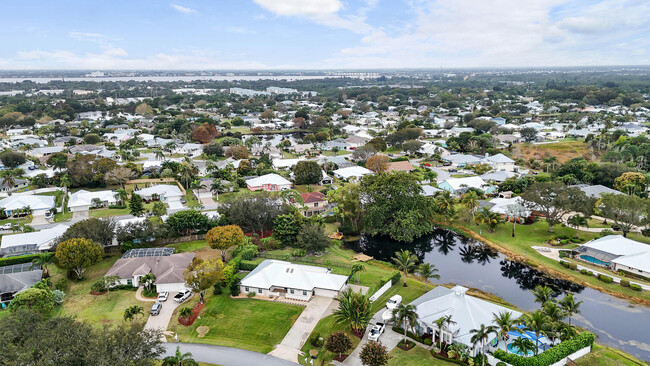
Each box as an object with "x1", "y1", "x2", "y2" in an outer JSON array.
[{"x1": 348, "y1": 229, "x2": 650, "y2": 361}]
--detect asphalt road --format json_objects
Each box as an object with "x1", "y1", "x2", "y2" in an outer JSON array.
[{"x1": 161, "y1": 343, "x2": 298, "y2": 366}]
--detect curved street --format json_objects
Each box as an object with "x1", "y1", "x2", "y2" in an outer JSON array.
[{"x1": 161, "y1": 343, "x2": 298, "y2": 366}]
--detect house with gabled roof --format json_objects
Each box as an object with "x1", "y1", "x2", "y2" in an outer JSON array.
[{"x1": 105, "y1": 252, "x2": 194, "y2": 293}]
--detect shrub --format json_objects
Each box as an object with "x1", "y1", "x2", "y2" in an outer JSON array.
[
  {"x1": 239, "y1": 260, "x2": 258, "y2": 271},
  {"x1": 558, "y1": 250, "x2": 571, "y2": 258},
  {"x1": 229, "y1": 278, "x2": 241, "y2": 296},
  {"x1": 0, "y1": 253, "x2": 54, "y2": 267},
  {"x1": 494, "y1": 332, "x2": 595, "y2": 366},
  {"x1": 423, "y1": 338, "x2": 433, "y2": 346},
  {"x1": 231, "y1": 243, "x2": 258, "y2": 260},
  {"x1": 247, "y1": 292, "x2": 256, "y2": 298},
  {"x1": 260, "y1": 237, "x2": 283, "y2": 251},
  {"x1": 108, "y1": 204, "x2": 127, "y2": 209},
  {"x1": 620, "y1": 279, "x2": 630, "y2": 287},
  {"x1": 580, "y1": 269, "x2": 593, "y2": 276},
  {"x1": 291, "y1": 249, "x2": 306, "y2": 257},
  {"x1": 496, "y1": 363, "x2": 507, "y2": 366},
  {"x1": 630, "y1": 283, "x2": 643, "y2": 291},
  {"x1": 90, "y1": 280, "x2": 107, "y2": 293},
  {"x1": 213, "y1": 283, "x2": 223, "y2": 295},
  {"x1": 560, "y1": 261, "x2": 570, "y2": 268},
  {"x1": 599, "y1": 229, "x2": 614, "y2": 237},
  {"x1": 54, "y1": 278, "x2": 68, "y2": 291},
  {"x1": 309, "y1": 332, "x2": 324, "y2": 348},
  {"x1": 568, "y1": 262, "x2": 578, "y2": 270},
  {"x1": 598, "y1": 274, "x2": 613, "y2": 283},
  {"x1": 392, "y1": 326, "x2": 424, "y2": 343}
]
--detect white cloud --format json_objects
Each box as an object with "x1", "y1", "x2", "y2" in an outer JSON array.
[
  {"x1": 171, "y1": 4, "x2": 197, "y2": 14},
  {"x1": 253, "y1": 0, "x2": 372, "y2": 34}
]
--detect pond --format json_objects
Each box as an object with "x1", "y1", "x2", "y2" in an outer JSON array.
[{"x1": 348, "y1": 229, "x2": 650, "y2": 361}]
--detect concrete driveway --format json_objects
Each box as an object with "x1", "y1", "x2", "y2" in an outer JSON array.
[
  {"x1": 269, "y1": 296, "x2": 334, "y2": 362},
  {"x1": 162, "y1": 343, "x2": 296, "y2": 366},
  {"x1": 336, "y1": 310, "x2": 402, "y2": 366},
  {"x1": 71, "y1": 210, "x2": 89, "y2": 222},
  {"x1": 144, "y1": 293, "x2": 180, "y2": 333},
  {"x1": 30, "y1": 215, "x2": 50, "y2": 225}
]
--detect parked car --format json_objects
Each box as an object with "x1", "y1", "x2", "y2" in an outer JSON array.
[
  {"x1": 158, "y1": 291, "x2": 168, "y2": 302},
  {"x1": 386, "y1": 294, "x2": 402, "y2": 310},
  {"x1": 0, "y1": 223, "x2": 11, "y2": 230},
  {"x1": 368, "y1": 322, "x2": 385, "y2": 341},
  {"x1": 44, "y1": 211, "x2": 53, "y2": 219},
  {"x1": 150, "y1": 302, "x2": 162, "y2": 316},
  {"x1": 173, "y1": 290, "x2": 193, "y2": 303}
]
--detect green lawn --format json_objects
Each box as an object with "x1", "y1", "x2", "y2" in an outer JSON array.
[
  {"x1": 167, "y1": 293, "x2": 304, "y2": 354},
  {"x1": 450, "y1": 212, "x2": 650, "y2": 302},
  {"x1": 576, "y1": 344, "x2": 647, "y2": 366},
  {"x1": 50, "y1": 255, "x2": 150, "y2": 327},
  {"x1": 89, "y1": 202, "x2": 155, "y2": 218},
  {"x1": 388, "y1": 346, "x2": 456, "y2": 366},
  {"x1": 54, "y1": 211, "x2": 72, "y2": 222},
  {"x1": 166, "y1": 240, "x2": 209, "y2": 253},
  {"x1": 0, "y1": 217, "x2": 30, "y2": 226}
]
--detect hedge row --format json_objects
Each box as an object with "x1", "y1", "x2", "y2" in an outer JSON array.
[
  {"x1": 240, "y1": 260, "x2": 258, "y2": 271},
  {"x1": 630, "y1": 283, "x2": 643, "y2": 291},
  {"x1": 598, "y1": 274, "x2": 613, "y2": 283},
  {"x1": 0, "y1": 253, "x2": 53, "y2": 267},
  {"x1": 494, "y1": 332, "x2": 595, "y2": 366},
  {"x1": 392, "y1": 326, "x2": 425, "y2": 343},
  {"x1": 379, "y1": 270, "x2": 401, "y2": 287}
]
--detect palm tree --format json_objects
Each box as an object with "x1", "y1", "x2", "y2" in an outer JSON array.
[
  {"x1": 511, "y1": 336, "x2": 537, "y2": 356},
  {"x1": 542, "y1": 301, "x2": 565, "y2": 344},
  {"x1": 470, "y1": 324, "x2": 497, "y2": 366},
  {"x1": 114, "y1": 188, "x2": 129, "y2": 206},
  {"x1": 140, "y1": 273, "x2": 157, "y2": 293},
  {"x1": 165, "y1": 141, "x2": 177, "y2": 153},
  {"x1": 557, "y1": 322, "x2": 577, "y2": 342},
  {"x1": 474, "y1": 206, "x2": 502, "y2": 232},
  {"x1": 123, "y1": 305, "x2": 144, "y2": 324},
  {"x1": 1, "y1": 168, "x2": 23, "y2": 191},
  {"x1": 567, "y1": 214, "x2": 588, "y2": 237},
  {"x1": 416, "y1": 263, "x2": 440, "y2": 290},
  {"x1": 391, "y1": 249, "x2": 418, "y2": 287},
  {"x1": 558, "y1": 293, "x2": 583, "y2": 326},
  {"x1": 392, "y1": 303, "x2": 419, "y2": 343},
  {"x1": 162, "y1": 346, "x2": 199, "y2": 366},
  {"x1": 521, "y1": 310, "x2": 550, "y2": 355},
  {"x1": 333, "y1": 288, "x2": 372, "y2": 336},
  {"x1": 31, "y1": 253, "x2": 54, "y2": 277},
  {"x1": 154, "y1": 149, "x2": 165, "y2": 161},
  {"x1": 461, "y1": 191, "x2": 480, "y2": 222},
  {"x1": 532, "y1": 285, "x2": 555, "y2": 305},
  {"x1": 350, "y1": 263, "x2": 366, "y2": 284},
  {"x1": 179, "y1": 307, "x2": 194, "y2": 319},
  {"x1": 493, "y1": 311, "x2": 517, "y2": 354},
  {"x1": 434, "y1": 191, "x2": 456, "y2": 218}
]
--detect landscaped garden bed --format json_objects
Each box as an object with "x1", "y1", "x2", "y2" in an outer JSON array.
[{"x1": 397, "y1": 339, "x2": 416, "y2": 351}]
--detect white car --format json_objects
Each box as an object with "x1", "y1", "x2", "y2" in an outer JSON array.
[
  {"x1": 0, "y1": 223, "x2": 11, "y2": 230},
  {"x1": 157, "y1": 291, "x2": 168, "y2": 302},
  {"x1": 386, "y1": 295, "x2": 402, "y2": 310},
  {"x1": 368, "y1": 323, "x2": 385, "y2": 341},
  {"x1": 173, "y1": 290, "x2": 193, "y2": 303}
]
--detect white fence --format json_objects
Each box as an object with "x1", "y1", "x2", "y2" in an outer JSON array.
[
  {"x1": 486, "y1": 345, "x2": 592, "y2": 366},
  {"x1": 369, "y1": 280, "x2": 393, "y2": 302}
]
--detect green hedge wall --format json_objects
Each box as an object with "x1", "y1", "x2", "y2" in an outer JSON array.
[
  {"x1": 494, "y1": 332, "x2": 594, "y2": 366},
  {"x1": 240, "y1": 260, "x2": 258, "y2": 271},
  {"x1": 0, "y1": 253, "x2": 53, "y2": 267}
]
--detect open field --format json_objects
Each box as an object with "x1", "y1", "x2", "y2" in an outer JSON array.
[{"x1": 513, "y1": 141, "x2": 594, "y2": 164}]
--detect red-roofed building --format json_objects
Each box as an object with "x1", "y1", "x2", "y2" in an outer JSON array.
[{"x1": 298, "y1": 191, "x2": 329, "y2": 217}]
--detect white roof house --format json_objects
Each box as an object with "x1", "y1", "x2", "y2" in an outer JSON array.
[
  {"x1": 272, "y1": 158, "x2": 303, "y2": 170},
  {"x1": 240, "y1": 259, "x2": 348, "y2": 301},
  {"x1": 579, "y1": 235, "x2": 649, "y2": 258},
  {"x1": 135, "y1": 184, "x2": 184, "y2": 202},
  {"x1": 246, "y1": 174, "x2": 292, "y2": 192},
  {"x1": 487, "y1": 197, "x2": 531, "y2": 216},
  {"x1": 438, "y1": 176, "x2": 490, "y2": 194},
  {"x1": 443, "y1": 154, "x2": 483, "y2": 167},
  {"x1": 0, "y1": 194, "x2": 55, "y2": 216},
  {"x1": 483, "y1": 153, "x2": 516, "y2": 172},
  {"x1": 333, "y1": 166, "x2": 373, "y2": 180},
  {"x1": 68, "y1": 190, "x2": 118, "y2": 212},
  {"x1": 577, "y1": 235, "x2": 650, "y2": 278},
  {"x1": 611, "y1": 251, "x2": 650, "y2": 278},
  {"x1": 411, "y1": 286, "x2": 522, "y2": 356},
  {"x1": 0, "y1": 224, "x2": 69, "y2": 256}
]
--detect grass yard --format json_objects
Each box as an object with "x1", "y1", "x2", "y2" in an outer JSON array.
[
  {"x1": 576, "y1": 344, "x2": 647, "y2": 366},
  {"x1": 89, "y1": 202, "x2": 155, "y2": 218},
  {"x1": 513, "y1": 140, "x2": 594, "y2": 164},
  {"x1": 49, "y1": 255, "x2": 150, "y2": 327},
  {"x1": 167, "y1": 293, "x2": 304, "y2": 354},
  {"x1": 388, "y1": 346, "x2": 456, "y2": 366},
  {"x1": 451, "y1": 212, "x2": 650, "y2": 302},
  {"x1": 166, "y1": 240, "x2": 209, "y2": 253},
  {"x1": 54, "y1": 211, "x2": 72, "y2": 222}
]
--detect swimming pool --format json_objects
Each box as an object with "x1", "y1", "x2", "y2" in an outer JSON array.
[
  {"x1": 580, "y1": 255, "x2": 609, "y2": 266},
  {"x1": 507, "y1": 343, "x2": 535, "y2": 356}
]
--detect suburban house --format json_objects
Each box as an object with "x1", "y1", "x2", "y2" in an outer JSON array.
[
  {"x1": 245, "y1": 173, "x2": 292, "y2": 192},
  {"x1": 0, "y1": 194, "x2": 55, "y2": 217},
  {"x1": 296, "y1": 191, "x2": 328, "y2": 217},
  {"x1": 574, "y1": 235, "x2": 650, "y2": 278},
  {"x1": 386, "y1": 161, "x2": 414, "y2": 172},
  {"x1": 135, "y1": 184, "x2": 184, "y2": 206},
  {"x1": 0, "y1": 224, "x2": 69, "y2": 256},
  {"x1": 571, "y1": 184, "x2": 624, "y2": 198},
  {"x1": 105, "y1": 251, "x2": 195, "y2": 293},
  {"x1": 0, "y1": 264, "x2": 43, "y2": 306},
  {"x1": 333, "y1": 166, "x2": 373, "y2": 181},
  {"x1": 68, "y1": 190, "x2": 118, "y2": 212},
  {"x1": 0, "y1": 179, "x2": 29, "y2": 193},
  {"x1": 442, "y1": 154, "x2": 483, "y2": 168},
  {"x1": 175, "y1": 143, "x2": 203, "y2": 156},
  {"x1": 411, "y1": 286, "x2": 522, "y2": 357},
  {"x1": 240, "y1": 259, "x2": 348, "y2": 301},
  {"x1": 438, "y1": 176, "x2": 492, "y2": 195}
]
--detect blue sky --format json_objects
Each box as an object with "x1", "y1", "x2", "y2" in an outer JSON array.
[{"x1": 1, "y1": 0, "x2": 649, "y2": 69}]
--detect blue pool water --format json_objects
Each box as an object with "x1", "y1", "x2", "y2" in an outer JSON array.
[{"x1": 580, "y1": 255, "x2": 609, "y2": 266}]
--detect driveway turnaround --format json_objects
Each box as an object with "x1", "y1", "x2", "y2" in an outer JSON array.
[
  {"x1": 269, "y1": 295, "x2": 334, "y2": 362},
  {"x1": 162, "y1": 343, "x2": 297, "y2": 366}
]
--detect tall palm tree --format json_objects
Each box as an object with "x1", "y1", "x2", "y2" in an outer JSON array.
[
  {"x1": 416, "y1": 263, "x2": 440, "y2": 290},
  {"x1": 542, "y1": 301, "x2": 565, "y2": 344},
  {"x1": 567, "y1": 214, "x2": 588, "y2": 237},
  {"x1": 392, "y1": 303, "x2": 419, "y2": 343},
  {"x1": 493, "y1": 311, "x2": 517, "y2": 354},
  {"x1": 434, "y1": 191, "x2": 456, "y2": 218},
  {"x1": 532, "y1": 285, "x2": 555, "y2": 305},
  {"x1": 461, "y1": 191, "x2": 480, "y2": 222},
  {"x1": 521, "y1": 310, "x2": 550, "y2": 355},
  {"x1": 511, "y1": 336, "x2": 537, "y2": 356},
  {"x1": 474, "y1": 206, "x2": 502, "y2": 232},
  {"x1": 162, "y1": 346, "x2": 199, "y2": 366},
  {"x1": 333, "y1": 288, "x2": 372, "y2": 336},
  {"x1": 470, "y1": 324, "x2": 497, "y2": 366},
  {"x1": 179, "y1": 307, "x2": 194, "y2": 318},
  {"x1": 557, "y1": 322, "x2": 577, "y2": 342},
  {"x1": 391, "y1": 249, "x2": 418, "y2": 287},
  {"x1": 1, "y1": 168, "x2": 23, "y2": 191},
  {"x1": 31, "y1": 253, "x2": 54, "y2": 277},
  {"x1": 350, "y1": 263, "x2": 366, "y2": 284},
  {"x1": 558, "y1": 293, "x2": 583, "y2": 326},
  {"x1": 154, "y1": 148, "x2": 165, "y2": 161},
  {"x1": 114, "y1": 188, "x2": 129, "y2": 206}
]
